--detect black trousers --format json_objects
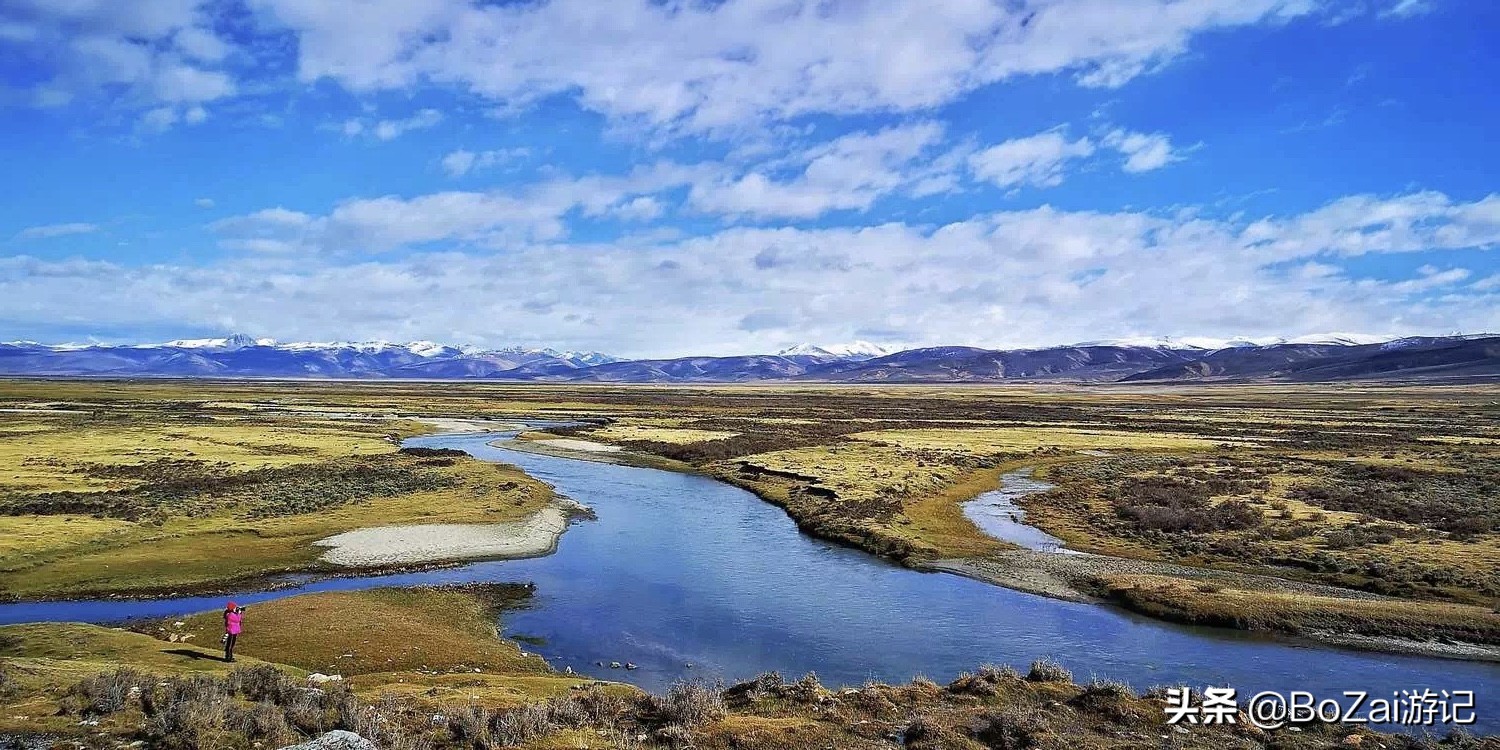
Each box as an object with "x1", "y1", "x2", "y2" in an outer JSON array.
[{"x1": 224, "y1": 633, "x2": 238, "y2": 661}]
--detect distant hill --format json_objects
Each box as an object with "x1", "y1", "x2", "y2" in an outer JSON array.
[
  {"x1": 0, "y1": 339, "x2": 616, "y2": 379},
  {"x1": 1120, "y1": 336, "x2": 1500, "y2": 383},
  {"x1": 1, "y1": 334, "x2": 1495, "y2": 384}
]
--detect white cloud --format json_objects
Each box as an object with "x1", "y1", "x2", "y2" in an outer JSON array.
[
  {"x1": 250, "y1": 0, "x2": 1322, "y2": 135},
  {"x1": 1380, "y1": 0, "x2": 1433, "y2": 18},
  {"x1": 195, "y1": 198, "x2": 216, "y2": 209},
  {"x1": 1242, "y1": 192, "x2": 1500, "y2": 260},
  {"x1": 614, "y1": 197, "x2": 665, "y2": 222},
  {"x1": 15, "y1": 222, "x2": 99, "y2": 240},
  {"x1": 1102, "y1": 129, "x2": 1180, "y2": 172},
  {"x1": 441, "y1": 147, "x2": 530, "y2": 177},
  {"x1": 23, "y1": 191, "x2": 1493, "y2": 356},
  {"x1": 335, "y1": 109, "x2": 444, "y2": 141},
  {"x1": 212, "y1": 163, "x2": 713, "y2": 252},
  {"x1": 139, "y1": 106, "x2": 179, "y2": 132},
  {"x1": 2, "y1": 0, "x2": 236, "y2": 116},
  {"x1": 440, "y1": 150, "x2": 477, "y2": 178},
  {"x1": 969, "y1": 131, "x2": 1096, "y2": 188},
  {"x1": 690, "y1": 122, "x2": 952, "y2": 218},
  {"x1": 966, "y1": 124, "x2": 1182, "y2": 188}
]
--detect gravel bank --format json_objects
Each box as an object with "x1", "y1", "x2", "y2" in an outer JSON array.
[
  {"x1": 927, "y1": 550, "x2": 1390, "y2": 603},
  {"x1": 314, "y1": 502, "x2": 580, "y2": 567}
]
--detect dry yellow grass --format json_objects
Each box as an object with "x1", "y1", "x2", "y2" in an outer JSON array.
[
  {"x1": 0, "y1": 586, "x2": 609, "y2": 736},
  {"x1": 738, "y1": 443, "x2": 967, "y2": 500},
  {"x1": 0, "y1": 419, "x2": 394, "y2": 495},
  {"x1": 164, "y1": 587, "x2": 553, "y2": 677},
  {"x1": 588, "y1": 423, "x2": 739, "y2": 444},
  {"x1": 0, "y1": 457, "x2": 554, "y2": 599},
  {"x1": 851, "y1": 426, "x2": 1234, "y2": 452},
  {"x1": 0, "y1": 408, "x2": 556, "y2": 598},
  {"x1": 1097, "y1": 573, "x2": 1500, "y2": 643}
]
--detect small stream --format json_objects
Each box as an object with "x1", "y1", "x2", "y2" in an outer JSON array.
[
  {"x1": 961, "y1": 468, "x2": 1073, "y2": 553},
  {"x1": 0, "y1": 429, "x2": 1494, "y2": 731}
]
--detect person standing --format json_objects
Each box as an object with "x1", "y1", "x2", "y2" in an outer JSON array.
[{"x1": 223, "y1": 602, "x2": 244, "y2": 662}]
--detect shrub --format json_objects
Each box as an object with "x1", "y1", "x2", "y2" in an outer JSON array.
[
  {"x1": 448, "y1": 704, "x2": 490, "y2": 748},
  {"x1": 227, "y1": 663, "x2": 297, "y2": 703},
  {"x1": 143, "y1": 690, "x2": 231, "y2": 750},
  {"x1": 948, "y1": 671, "x2": 998, "y2": 697},
  {"x1": 949, "y1": 664, "x2": 1019, "y2": 697},
  {"x1": 398, "y1": 447, "x2": 469, "y2": 458},
  {"x1": 971, "y1": 706, "x2": 1045, "y2": 749},
  {"x1": 652, "y1": 723, "x2": 694, "y2": 748},
  {"x1": 67, "y1": 668, "x2": 150, "y2": 715},
  {"x1": 489, "y1": 703, "x2": 555, "y2": 746},
  {"x1": 1024, "y1": 659, "x2": 1071, "y2": 683},
  {"x1": 1080, "y1": 678, "x2": 1134, "y2": 700},
  {"x1": 227, "y1": 701, "x2": 298, "y2": 746},
  {"x1": 565, "y1": 686, "x2": 630, "y2": 726},
  {"x1": 783, "y1": 672, "x2": 827, "y2": 703},
  {"x1": 648, "y1": 681, "x2": 726, "y2": 728},
  {"x1": 723, "y1": 671, "x2": 785, "y2": 706}
]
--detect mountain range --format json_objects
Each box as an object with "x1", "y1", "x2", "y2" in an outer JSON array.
[{"x1": 0, "y1": 334, "x2": 1495, "y2": 384}]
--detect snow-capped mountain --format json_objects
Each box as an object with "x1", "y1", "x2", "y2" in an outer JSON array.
[
  {"x1": 155, "y1": 334, "x2": 276, "y2": 350},
  {"x1": 1078, "y1": 333, "x2": 1392, "y2": 350},
  {"x1": 0, "y1": 336, "x2": 616, "y2": 378},
  {"x1": 776, "y1": 341, "x2": 891, "y2": 360},
  {"x1": 0, "y1": 333, "x2": 1493, "y2": 382}
]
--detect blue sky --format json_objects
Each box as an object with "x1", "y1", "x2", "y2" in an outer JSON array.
[{"x1": 0, "y1": 0, "x2": 1496, "y2": 357}]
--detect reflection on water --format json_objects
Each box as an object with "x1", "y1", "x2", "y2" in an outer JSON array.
[{"x1": 961, "y1": 469, "x2": 1072, "y2": 552}]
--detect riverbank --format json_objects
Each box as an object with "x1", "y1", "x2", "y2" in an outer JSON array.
[
  {"x1": 314, "y1": 499, "x2": 585, "y2": 567},
  {"x1": 927, "y1": 554, "x2": 1500, "y2": 662},
  {"x1": 499, "y1": 430, "x2": 695, "y2": 472},
  {"x1": 0, "y1": 585, "x2": 622, "y2": 744},
  {"x1": 0, "y1": 409, "x2": 563, "y2": 601},
  {"x1": 0, "y1": 592, "x2": 1436, "y2": 749},
  {"x1": 532, "y1": 402, "x2": 1500, "y2": 663},
  {"x1": 654, "y1": 447, "x2": 1500, "y2": 661}
]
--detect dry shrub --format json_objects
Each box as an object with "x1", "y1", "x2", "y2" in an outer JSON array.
[
  {"x1": 227, "y1": 663, "x2": 297, "y2": 703},
  {"x1": 1024, "y1": 659, "x2": 1071, "y2": 683},
  {"x1": 783, "y1": 672, "x2": 827, "y2": 703},
  {"x1": 489, "y1": 702, "x2": 556, "y2": 746},
  {"x1": 1079, "y1": 677, "x2": 1133, "y2": 701},
  {"x1": 652, "y1": 723, "x2": 694, "y2": 748},
  {"x1": 66, "y1": 667, "x2": 151, "y2": 715},
  {"x1": 227, "y1": 700, "x2": 299, "y2": 746},
  {"x1": 447, "y1": 704, "x2": 491, "y2": 748},
  {"x1": 647, "y1": 681, "x2": 726, "y2": 728},
  {"x1": 569, "y1": 685, "x2": 630, "y2": 725},
  {"x1": 971, "y1": 706, "x2": 1046, "y2": 749},
  {"x1": 723, "y1": 671, "x2": 785, "y2": 706},
  {"x1": 143, "y1": 689, "x2": 231, "y2": 749}
]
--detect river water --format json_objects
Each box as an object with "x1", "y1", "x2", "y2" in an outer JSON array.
[
  {"x1": 1, "y1": 430, "x2": 1494, "y2": 730},
  {"x1": 961, "y1": 468, "x2": 1072, "y2": 553}
]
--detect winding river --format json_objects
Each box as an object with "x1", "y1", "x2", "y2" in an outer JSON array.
[{"x1": 2, "y1": 429, "x2": 1495, "y2": 731}]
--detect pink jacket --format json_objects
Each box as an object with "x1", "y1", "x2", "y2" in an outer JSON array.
[{"x1": 225, "y1": 610, "x2": 242, "y2": 635}]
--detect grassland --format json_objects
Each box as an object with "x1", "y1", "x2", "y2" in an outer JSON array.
[
  {"x1": 0, "y1": 589, "x2": 1438, "y2": 749},
  {"x1": 0, "y1": 378, "x2": 1496, "y2": 745},
  {"x1": 0, "y1": 401, "x2": 557, "y2": 599},
  {"x1": 2, "y1": 378, "x2": 1497, "y2": 652},
  {"x1": 0, "y1": 585, "x2": 615, "y2": 745}
]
